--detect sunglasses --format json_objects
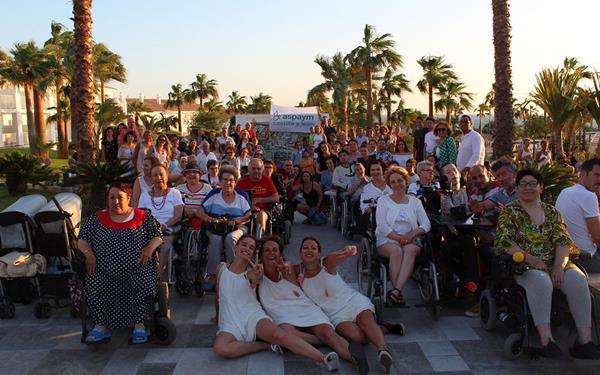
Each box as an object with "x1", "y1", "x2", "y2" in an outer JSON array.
[{"x1": 436, "y1": 128, "x2": 447, "y2": 132}]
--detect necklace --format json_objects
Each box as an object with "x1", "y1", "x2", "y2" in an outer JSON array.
[{"x1": 150, "y1": 188, "x2": 168, "y2": 210}]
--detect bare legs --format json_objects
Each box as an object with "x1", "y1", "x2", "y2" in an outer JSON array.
[
  {"x1": 377, "y1": 243, "x2": 420, "y2": 292},
  {"x1": 336, "y1": 310, "x2": 387, "y2": 351}
]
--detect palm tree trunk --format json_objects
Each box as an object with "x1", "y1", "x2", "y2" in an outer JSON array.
[
  {"x1": 478, "y1": 115, "x2": 483, "y2": 132},
  {"x1": 492, "y1": 0, "x2": 514, "y2": 158},
  {"x1": 177, "y1": 107, "x2": 182, "y2": 133},
  {"x1": 343, "y1": 98, "x2": 349, "y2": 135},
  {"x1": 552, "y1": 123, "x2": 565, "y2": 163},
  {"x1": 366, "y1": 68, "x2": 373, "y2": 127},
  {"x1": 56, "y1": 82, "x2": 67, "y2": 158},
  {"x1": 72, "y1": 0, "x2": 97, "y2": 164},
  {"x1": 33, "y1": 88, "x2": 47, "y2": 159},
  {"x1": 100, "y1": 81, "x2": 105, "y2": 102},
  {"x1": 428, "y1": 84, "x2": 434, "y2": 118},
  {"x1": 445, "y1": 109, "x2": 451, "y2": 123},
  {"x1": 24, "y1": 83, "x2": 37, "y2": 151}
]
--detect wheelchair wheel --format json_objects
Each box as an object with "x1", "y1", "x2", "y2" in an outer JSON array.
[
  {"x1": 357, "y1": 237, "x2": 372, "y2": 296},
  {"x1": 373, "y1": 280, "x2": 384, "y2": 322},
  {"x1": 154, "y1": 317, "x2": 177, "y2": 346},
  {"x1": 175, "y1": 279, "x2": 192, "y2": 296},
  {"x1": 283, "y1": 221, "x2": 292, "y2": 244},
  {"x1": 417, "y1": 262, "x2": 440, "y2": 320},
  {"x1": 341, "y1": 201, "x2": 349, "y2": 238},
  {"x1": 157, "y1": 282, "x2": 170, "y2": 319},
  {"x1": 503, "y1": 332, "x2": 524, "y2": 360},
  {"x1": 480, "y1": 289, "x2": 497, "y2": 331},
  {"x1": 0, "y1": 302, "x2": 15, "y2": 319}
]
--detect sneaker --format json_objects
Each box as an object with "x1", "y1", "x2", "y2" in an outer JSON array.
[
  {"x1": 349, "y1": 342, "x2": 369, "y2": 375},
  {"x1": 378, "y1": 347, "x2": 393, "y2": 373},
  {"x1": 464, "y1": 281, "x2": 478, "y2": 294},
  {"x1": 541, "y1": 341, "x2": 563, "y2": 358},
  {"x1": 465, "y1": 303, "x2": 480, "y2": 318},
  {"x1": 571, "y1": 341, "x2": 600, "y2": 360},
  {"x1": 324, "y1": 351, "x2": 339, "y2": 372}
]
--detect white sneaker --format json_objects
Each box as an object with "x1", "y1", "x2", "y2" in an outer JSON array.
[{"x1": 324, "y1": 351, "x2": 340, "y2": 372}]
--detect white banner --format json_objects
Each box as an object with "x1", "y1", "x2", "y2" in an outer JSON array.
[{"x1": 269, "y1": 104, "x2": 320, "y2": 133}]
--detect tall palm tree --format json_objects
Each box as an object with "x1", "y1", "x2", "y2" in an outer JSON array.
[
  {"x1": 226, "y1": 91, "x2": 247, "y2": 115},
  {"x1": 247, "y1": 93, "x2": 272, "y2": 114},
  {"x1": 434, "y1": 80, "x2": 474, "y2": 124},
  {"x1": 530, "y1": 67, "x2": 584, "y2": 162},
  {"x1": 311, "y1": 52, "x2": 352, "y2": 133},
  {"x1": 347, "y1": 24, "x2": 402, "y2": 127},
  {"x1": 205, "y1": 98, "x2": 224, "y2": 113},
  {"x1": 416, "y1": 55, "x2": 458, "y2": 117},
  {"x1": 95, "y1": 97, "x2": 126, "y2": 137},
  {"x1": 492, "y1": 0, "x2": 514, "y2": 158},
  {"x1": 44, "y1": 21, "x2": 72, "y2": 158},
  {"x1": 165, "y1": 83, "x2": 189, "y2": 133},
  {"x1": 189, "y1": 73, "x2": 218, "y2": 111},
  {"x1": 380, "y1": 68, "x2": 411, "y2": 126},
  {"x1": 93, "y1": 43, "x2": 126, "y2": 102},
  {"x1": 127, "y1": 99, "x2": 150, "y2": 125},
  {"x1": 582, "y1": 72, "x2": 600, "y2": 156},
  {"x1": 71, "y1": 0, "x2": 96, "y2": 164}
]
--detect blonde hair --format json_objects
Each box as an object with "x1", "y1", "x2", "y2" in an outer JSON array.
[{"x1": 384, "y1": 165, "x2": 409, "y2": 185}]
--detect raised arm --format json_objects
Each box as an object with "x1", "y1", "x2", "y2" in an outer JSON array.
[{"x1": 323, "y1": 245, "x2": 357, "y2": 274}]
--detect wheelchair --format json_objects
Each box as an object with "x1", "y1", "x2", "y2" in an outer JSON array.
[
  {"x1": 171, "y1": 220, "x2": 208, "y2": 297},
  {"x1": 81, "y1": 280, "x2": 176, "y2": 350},
  {"x1": 479, "y1": 254, "x2": 600, "y2": 360}
]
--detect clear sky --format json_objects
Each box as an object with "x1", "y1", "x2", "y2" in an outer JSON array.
[{"x1": 2, "y1": 0, "x2": 600, "y2": 113}]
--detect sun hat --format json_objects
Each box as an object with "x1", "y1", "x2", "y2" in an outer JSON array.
[{"x1": 182, "y1": 161, "x2": 202, "y2": 175}]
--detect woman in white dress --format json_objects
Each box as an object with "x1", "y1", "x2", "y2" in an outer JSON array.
[
  {"x1": 294, "y1": 237, "x2": 396, "y2": 374},
  {"x1": 259, "y1": 236, "x2": 368, "y2": 372},
  {"x1": 131, "y1": 157, "x2": 158, "y2": 208},
  {"x1": 212, "y1": 235, "x2": 339, "y2": 372},
  {"x1": 150, "y1": 135, "x2": 171, "y2": 168},
  {"x1": 117, "y1": 130, "x2": 137, "y2": 170}
]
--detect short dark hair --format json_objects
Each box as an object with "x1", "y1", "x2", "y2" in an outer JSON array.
[
  {"x1": 516, "y1": 169, "x2": 543, "y2": 185},
  {"x1": 124, "y1": 130, "x2": 138, "y2": 142},
  {"x1": 206, "y1": 159, "x2": 218, "y2": 168},
  {"x1": 260, "y1": 235, "x2": 285, "y2": 259},
  {"x1": 580, "y1": 158, "x2": 600, "y2": 174},
  {"x1": 491, "y1": 158, "x2": 517, "y2": 173},
  {"x1": 299, "y1": 236, "x2": 322, "y2": 254},
  {"x1": 426, "y1": 117, "x2": 435, "y2": 122},
  {"x1": 416, "y1": 116, "x2": 423, "y2": 120},
  {"x1": 338, "y1": 150, "x2": 348, "y2": 157}
]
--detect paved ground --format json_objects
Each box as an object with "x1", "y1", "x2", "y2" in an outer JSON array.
[{"x1": 0, "y1": 215, "x2": 599, "y2": 374}]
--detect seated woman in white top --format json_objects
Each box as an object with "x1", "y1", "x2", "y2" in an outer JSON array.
[
  {"x1": 259, "y1": 236, "x2": 367, "y2": 371},
  {"x1": 132, "y1": 156, "x2": 158, "y2": 207},
  {"x1": 293, "y1": 237, "x2": 398, "y2": 374},
  {"x1": 213, "y1": 235, "x2": 339, "y2": 371},
  {"x1": 376, "y1": 166, "x2": 430, "y2": 306},
  {"x1": 137, "y1": 165, "x2": 184, "y2": 281}
]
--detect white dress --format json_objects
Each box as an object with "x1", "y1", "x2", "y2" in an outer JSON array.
[
  {"x1": 259, "y1": 276, "x2": 332, "y2": 327},
  {"x1": 301, "y1": 266, "x2": 374, "y2": 327},
  {"x1": 218, "y1": 265, "x2": 271, "y2": 342},
  {"x1": 137, "y1": 176, "x2": 152, "y2": 195}
]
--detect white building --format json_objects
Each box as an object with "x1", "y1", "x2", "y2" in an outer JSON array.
[{"x1": 126, "y1": 95, "x2": 198, "y2": 135}]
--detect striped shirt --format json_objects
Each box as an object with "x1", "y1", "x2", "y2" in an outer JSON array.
[
  {"x1": 201, "y1": 189, "x2": 251, "y2": 220},
  {"x1": 176, "y1": 183, "x2": 213, "y2": 208}
]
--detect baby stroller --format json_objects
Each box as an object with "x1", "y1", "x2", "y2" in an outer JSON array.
[
  {"x1": 0, "y1": 195, "x2": 48, "y2": 319},
  {"x1": 32, "y1": 192, "x2": 85, "y2": 319}
]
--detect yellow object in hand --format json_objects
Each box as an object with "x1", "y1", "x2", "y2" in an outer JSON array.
[{"x1": 512, "y1": 251, "x2": 525, "y2": 263}]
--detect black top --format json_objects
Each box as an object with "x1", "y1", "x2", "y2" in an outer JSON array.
[
  {"x1": 302, "y1": 183, "x2": 320, "y2": 208},
  {"x1": 102, "y1": 139, "x2": 118, "y2": 163},
  {"x1": 413, "y1": 127, "x2": 428, "y2": 162}
]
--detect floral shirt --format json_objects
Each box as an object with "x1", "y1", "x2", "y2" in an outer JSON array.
[
  {"x1": 375, "y1": 150, "x2": 394, "y2": 164},
  {"x1": 436, "y1": 136, "x2": 457, "y2": 167},
  {"x1": 495, "y1": 201, "x2": 579, "y2": 269}
]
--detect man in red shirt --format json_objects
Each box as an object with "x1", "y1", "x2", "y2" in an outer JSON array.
[{"x1": 236, "y1": 158, "x2": 279, "y2": 236}]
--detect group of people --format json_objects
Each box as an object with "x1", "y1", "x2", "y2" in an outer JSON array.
[{"x1": 75, "y1": 114, "x2": 600, "y2": 367}]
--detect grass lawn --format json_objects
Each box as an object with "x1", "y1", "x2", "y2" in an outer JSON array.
[{"x1": 0, "y1": 188, "x2": 56, "y2": 211}]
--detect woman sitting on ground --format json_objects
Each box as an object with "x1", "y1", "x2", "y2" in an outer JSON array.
[
  {"x1": 137, "y1": 165, "x2": 184, "y2": 281},
  {"x1": 299, "y1": 150, "x2": 316, "y2": 175},
  {"x1": 131, "y1": 156, "x2": 159, "y2": 207},
  {"x1": 258, "y1": 236, "x2": 368, "y2": 372},
  {"x1": 376, "y1": 166, "x2": 430, "y2": 306},
  {"x1": 212, "y1": 235, "x2": 340, "y2": 371},
  {"x1": 294, "y1": 237, "x2": 398, "y2": 374},
  {"x1": 78, "y1": 183, "x2": 162, "y2": 344},
  {"x1": 495, "y1": 169, "x2": 600, "y2": 360},
  {"x1": 293, "y1": 171, "x2": 327, "y2": 225}
]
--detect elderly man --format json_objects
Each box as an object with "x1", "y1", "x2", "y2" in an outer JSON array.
[
  {"x1": 408, "y1": 160, "x2": 441, "y2": 213},
  {"x1": 236, "y1": 158, "x2": 279, "y2": 237},
  {"x1": 557, "y1": 158, "x2": 600, "y2": 273},
  {"x1": 456, "y1": 115, "x2": 485, "y2": 174},
  {"x1": 473, "y1": 159, "x2": 517, "y2": 216},
  {"x1": 197, "y1": 140, "x2": 218, "y2": 173},
  {"x1": 468, "y1": 164, "x2": 499, "y2": 210}
]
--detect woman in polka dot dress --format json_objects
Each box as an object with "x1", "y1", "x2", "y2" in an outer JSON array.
[{"x1": 77, "y1": 182, "x2": 163, "y2": 344}]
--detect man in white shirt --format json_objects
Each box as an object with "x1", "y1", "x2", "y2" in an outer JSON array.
[
  {"x1": 217, "y1": 127, "x2": 235, "y2": 146},
  {"x1": 456, "y1": 115, "x2": 485, "y2": 174},
  {"x1": 197, "y1": 140, "x2": 218, "y2": 173},
  {"x1": 423, "y1": 117, "x2": 438, "y2": 157},
  {"x1": 556, "y1": 158, "x2": 600, "y2": 273},
  {"x1": 332, "y1": 150, "x2": 354, "y2": 191},
  {"x1": 355, "y1": 127, "x2": 369, "y2": 147}
]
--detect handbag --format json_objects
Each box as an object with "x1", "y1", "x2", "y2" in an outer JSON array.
[{"x1": 208, "y1": 220, "x2": 235, "y2": 236}]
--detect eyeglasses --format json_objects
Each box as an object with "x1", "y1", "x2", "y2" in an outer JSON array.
[
  {"x1": 518, "y1": 181, "x2": 539, "y2": 188},
  {"x1": 436, "y1": 128, "x2": 447, "y2": 132},
  {"x1": 421, "y1": 169, "x2": 434, "y2": 173}
]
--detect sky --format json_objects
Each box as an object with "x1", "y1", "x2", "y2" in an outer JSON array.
[{"x1": 1, "y1": 0, "x2": 600, "y2": 113}]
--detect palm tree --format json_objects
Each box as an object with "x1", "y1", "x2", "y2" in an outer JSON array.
[
  {"x1": 205, "y1": 98, "x2": 224, "y2": 113},
  {"x1": 189, "y1": 73, "x2": 218, "y2": 111},
  {"x1": 347, "y1": 24, "x2": 402, "y2": 127},
  {"x1": 475, "y1": 103, "x2": 490, "y2": 132},
  {"x1": 416, "y1": 55, "x2": 458, "y2": 117},
  {"x1": 95, "y1": 98, "x2": 126, "y2": 137},
  {"x1": 157, "y1": 113, "x2": 178, "y2": 133},
  {"x1": 44, "y1": 21, "x2": 72, "y2": 158},
  {"x1": 311, "y1": 52, "x2": 352, "y2": 133},
  {"x1": 226, "y1": 90, "x2": 247, "y2": 115},
  {"x1": 139, "y1": 114, "x2": 160, "y2": 133},
  {"x1": 380, "y1": 68, "x2": 411, "y2": 126},
  {"x1": 530, "y1": 67, "x2": 585, "y2": 162},
  {"x1": 127, "y1": 99, "x2": 150, "y2": 125},
  {"x1": 165, "y1": 83, "x2": 189, "y2": 133},
  {"x1": 582, "y1": 72, "x2": 600, "y2": 156},
  {"x1": 71, "y1": 0, "x2": 96, "y2": 164},
  {"x1": 434, "y1": 80, "x2": 474, "y2": 124},
  {"x1": 93, "y1": 43, "x2": 126, "y2": 102},
  {"x1": 247, "y1": 93, "x2": 272, "y2": 114},
  {"x1": 492, "y1": 0, "x2": 515, "y2": 158}
]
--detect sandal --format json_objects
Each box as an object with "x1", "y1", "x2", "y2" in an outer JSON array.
[
  {"x1": 378, "y1": 347, "x2": 393, "y2": 374},
  {"x1": 129, "y1": 327, "x2": 149, "y2": 345},
  {"x1": 386, "y1": 288, "x2": 406, "y2": 306},
  {"x1": 85, "y1": 326, "x2": 111, "y2": 343},
  {"x1": 270, "y1": 343, "x2": 283, "y2": 355},
  {"x1": 381, "y1": 321, "x2": 406, "y2": 336}
]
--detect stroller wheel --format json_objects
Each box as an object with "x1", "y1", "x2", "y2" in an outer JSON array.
[
  {"x1": 154, "y1": 317, "x2": 177, "y2": 346},
  {"x1": 503, "y1": 332, "x2": 524, "y2": 360},
  {"x1": 34, "y1": 302, "x2": 51, "y2": 319}
]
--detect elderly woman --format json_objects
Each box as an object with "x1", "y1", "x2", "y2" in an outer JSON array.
[
  {"x1": 78, "y1": 183, "x2": 162, "y2": 344},
  {"x1": 197, "y1": 165, "x2": 252, "y2": 288},
  {"x1": 495, "y1": 169, "x2": 600, "y2": 359},
  {"x1": 137, "y1": 165, "x2": 184, "y2": 281},
  {"x1": 176, "y1": 161, "x2": 213, "y2": 230},
  {"x1": 376, "y1": 166, "x2": 430, "y2": 306}
]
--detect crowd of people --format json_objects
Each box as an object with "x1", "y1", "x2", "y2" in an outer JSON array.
[{"x1": 75, "y1": 113, "x2": 600, "y2": 367}]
